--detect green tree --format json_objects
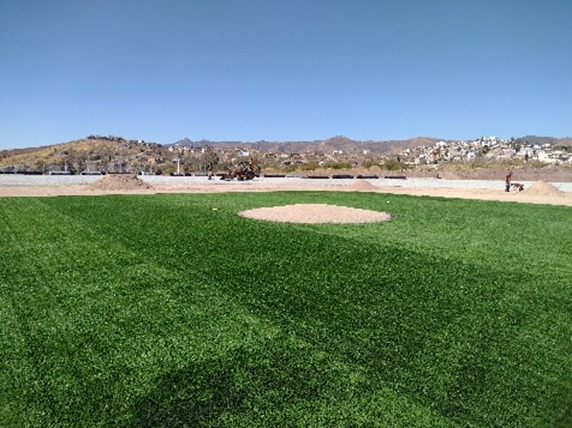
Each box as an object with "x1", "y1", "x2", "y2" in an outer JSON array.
[
  {"x1": 201, "y1": 146, "x2": 219, "y2": 172},
  {"x1": 382, "y1": 159, "x2": 409, "y2": 171}
]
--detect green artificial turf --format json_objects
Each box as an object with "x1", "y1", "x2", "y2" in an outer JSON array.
[{"x1": 1, "y1": 191, "x2": 570, "y2": 427}]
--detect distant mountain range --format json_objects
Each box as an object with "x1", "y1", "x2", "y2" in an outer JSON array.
[
  {"x1": 170, "y1": 135, "x2": 572, "y2": 154},
  {"x1": 515, "y1": 135, "x2": 572, "y2": 146}
]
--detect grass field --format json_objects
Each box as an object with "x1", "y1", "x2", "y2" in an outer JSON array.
[{"x1": 1, "y1": 191, "x2": 571, "y2": 427}]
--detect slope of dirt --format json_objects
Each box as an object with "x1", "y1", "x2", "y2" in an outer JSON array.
[
  {"x1": 87, "y1": 174, "x2": 153, "y2": 191},
  {"x1": 524, "y1": 181, "x2": 563, "y2": 196},
  {"x1": 350, "y1": 180, "x2": 379, "y2": 191}
]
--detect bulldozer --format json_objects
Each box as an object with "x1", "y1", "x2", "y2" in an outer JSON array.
[{"x1": 220, "y1": 157, "x2": 261, "y2": 181}]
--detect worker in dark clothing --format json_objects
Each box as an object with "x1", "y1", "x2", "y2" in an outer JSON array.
[{"x1": 505, "y1": 171, "x2": 512, "y2": 192}]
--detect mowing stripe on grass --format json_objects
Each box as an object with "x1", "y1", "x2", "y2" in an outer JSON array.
[{"x1": 1, "y1": 193, "x2": 571, "y2": 427}]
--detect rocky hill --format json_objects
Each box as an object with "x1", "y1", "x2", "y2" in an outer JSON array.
[
  {"x1": 516, "y1": 136, "x2": 572, "y2": 147},
  {"x1": 0, "y1": 137, "x2": 164, "y2": 175},
  {"x1": 0, "y1": 135, "x2": 431, "y2": 174}
]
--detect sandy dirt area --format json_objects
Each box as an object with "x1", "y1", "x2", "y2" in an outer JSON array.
[
  {"x1": 0, "y1": 174, "x2": 571, "y2": 209},
  {"x1": 239, "y1": 203, "x2": 392, "y2": 224}
]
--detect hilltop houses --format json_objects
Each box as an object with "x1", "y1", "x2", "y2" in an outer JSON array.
[{"x1": 397, "y1": 137, "x2": 571, "y2": 166}]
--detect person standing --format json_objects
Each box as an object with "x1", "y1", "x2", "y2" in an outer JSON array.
[{"x1": 505, "y1": 170, "x2": 512, "y2": 192}]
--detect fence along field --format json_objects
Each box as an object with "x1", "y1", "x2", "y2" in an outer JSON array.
[{"x1": 0, "y1": 191, "x2": 571, "y2": 426}]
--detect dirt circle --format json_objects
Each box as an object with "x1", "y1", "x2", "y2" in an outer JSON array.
[{"x1": 238, "y1": 203, "x2": 392, "y2": 224}]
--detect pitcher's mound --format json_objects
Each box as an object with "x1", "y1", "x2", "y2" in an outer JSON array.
[{"x1": 238, "y1": 203, "x2": 391, "y2": 224}]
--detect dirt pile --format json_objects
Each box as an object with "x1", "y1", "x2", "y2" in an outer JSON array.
[
  {"x1": 523, "y1": 181, "x2": 563, "y2": 196},
  {"x1": 350, "y1": 180, "x2": 379, "y2": 191},
  {"x1": 238, "y1": 204, "x2": 391, "y2": 224},
  {"x1": 87, "y1": 174, "x2": 153, "y2": 191}
]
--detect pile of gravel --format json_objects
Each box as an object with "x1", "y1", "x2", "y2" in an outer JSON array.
[
  {"x1": 87, "y1": 174, "x2": 153, "y2": 191},
  {"x1": 524, "y1": 181, "x2": 563, "y2": 196},
  {"x1": 350, "y1": 180, "x2": 379, "y2": 191}
]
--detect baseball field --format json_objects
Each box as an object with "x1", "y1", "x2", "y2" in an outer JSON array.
[{"x1": 1, "y1": 190, "x2": 570, "y2": 426}]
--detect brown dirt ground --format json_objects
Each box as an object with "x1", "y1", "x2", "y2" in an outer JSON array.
[
  {"x1": 0, "y1": 174, "x2": 571, "y2": 209},
  {"x1": 239, "y1": 204, "x2": 392, "y2": 224}
]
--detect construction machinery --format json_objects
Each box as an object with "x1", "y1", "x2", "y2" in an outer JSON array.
[{"x1": 220, "y1": 158, "x2": 260, "y2": 181}]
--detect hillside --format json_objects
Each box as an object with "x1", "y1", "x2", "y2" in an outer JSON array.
[
  {"x1": 0, "y1": 137, "x2": 163, "y2": 174},
  {"x1": 1, "y1": 135, "x2": 570, "y2": 175},
  {"x1": 0, "y1": 135, "x2": 423, "y2": 174}
]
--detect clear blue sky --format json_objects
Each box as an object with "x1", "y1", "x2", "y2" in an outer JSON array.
[{"x1": 1, "y1": 0, "x2": 571, "y2": 149}]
